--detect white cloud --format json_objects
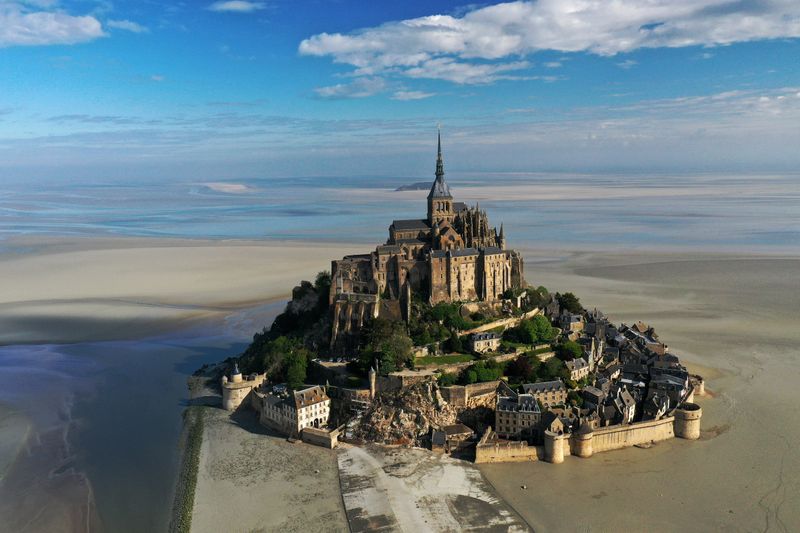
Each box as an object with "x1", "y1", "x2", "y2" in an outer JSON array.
[
  {"x1": 300, "y1": 0, "x2": 800, "y2": 86},
  {"x1": 405, "y1": 57, "x2": 530, "y2": 84},
  {"x1": 107, "y1": 19, "x2": 149, "y2": 34},
  {"x1": 313, "y1": 77, "x2": 388, "y2": 99},
  {"x1": 544, "y1": 61, "x2": 561, "y2": 68},
  {"x1": 391, "y1": 90, "x2": 435, "y2": 101},
  {"x1": 0, "y1": 3, "x2": 105, "y2": 47},
  {"x1": 616, "y1": 59, "x2": 638, "y2": 69},
  {"x1": 208, "y1": 1, "x2": 265, "y2": 13},
  {"x1": 150, "y1": 74, "x2": 165, "y2": 82}
]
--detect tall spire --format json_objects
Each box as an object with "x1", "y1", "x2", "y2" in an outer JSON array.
[
  {"x1": 435, "y1": 125, "x2": 444, "y2": 180},
  {"x1": 428, "y1": 126, "x2": 451, "y2": 200}
]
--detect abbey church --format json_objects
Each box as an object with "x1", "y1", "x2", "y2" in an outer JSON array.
[{"x1": 329, "y1": 132, "x2": 525, "y2": 349}]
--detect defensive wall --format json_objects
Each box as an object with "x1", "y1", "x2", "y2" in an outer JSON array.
[
  {"x1": 580, "y1": 416, "x2": 675, "y2": 455},
  {"x1": 441, "y1": 380, "x2": 501, "y2": 407},
  {"x1": 221, "y1": 372, "x2": 266, "y2": 411},
  {"x1": 475, "y1": 429, "x2": 539, "y2": 463},
  {"x1": 476, "y1": 403, "x2": 702, "y2": 464},
  {"x1": 301, "y1": 426, "x2": 340, "y2": 449},
  {"x1": 460, "y1": 308, "x2": 541, "y2": 335}
]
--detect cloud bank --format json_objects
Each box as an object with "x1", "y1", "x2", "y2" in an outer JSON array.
[
  {"x1": 300, "y1": 0, "x2": 800, "y2": 85},
  {"x1": 0, "y1": 3, "x2": 105, "y2": 47},
  {"x1": 208, "y1": 1, "x2": 266, "y2": 13}
]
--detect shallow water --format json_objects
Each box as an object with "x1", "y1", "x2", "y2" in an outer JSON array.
[
  {"x1": 2, "y1": 173, "x2": 798, "y2": 250},
  {"x1": 0, "y1": 302, "x2": 282, "y2": 533}
]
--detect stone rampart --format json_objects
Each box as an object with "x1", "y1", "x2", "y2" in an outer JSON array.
[
  {"x1": 461, "y1": 308, "x2": 540, "y2": 335},
  {"x1": 474, "y1": 428, "x2": 539, "y2": 464},
  {"x1": 441, "y1": 380, "x2": 500, "y2": 407},
  {"x1": 589, "y1": 417, "x2": 675, "y2": 454},
  {"x1": 476, "y1": 440, "x2": 539, "y2": 463}
]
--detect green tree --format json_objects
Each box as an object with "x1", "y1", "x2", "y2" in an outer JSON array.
[
  {"x1": 567, "y1": 390, "x2": 584, "y2": 407},
  {"x1": 507, "y1": 355, "x2": 537, "y2": 382},
  {"x1": 438, "y1": 372, "x2": 458, "y2": 386},
  {"x1": 530, "y1": 315, "x2": 556, "y2": 344},
  {"x1": 557, "y1": 292, "x2": 583, "y2": 314},
  {"x1": 539, "y1": 357, "x2": 569, "y2": 382},
  {"x1": 446, "y1": 330, "x2": 464, "y2": 353},
  {"x1": 285, "y1": 349, "x2": 308, "y2": 390},
  {"x1": 359, "y1": 318, "x2": 414, "y2": 373},
  {"x1": 555, "y1": 340, "x2": 583, "y2": 361}
]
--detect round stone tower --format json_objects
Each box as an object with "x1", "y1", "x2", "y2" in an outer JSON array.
[
  {"x1": 544, "y1": 430, "x2": 567, "y2": 464},
  {"x1": 674, "y1": 402, "x2": 702, "y2": 440},
  {"x1": 222, "y1": 363, "x2": 260, "y2": 411},
  {"x1": 572, "y1": 423, "x2": 594, "y2": 458}
]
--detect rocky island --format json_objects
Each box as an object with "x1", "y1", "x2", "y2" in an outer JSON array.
[{"x1": 181, "y1": 133, "x2": 706, "y2": 532}]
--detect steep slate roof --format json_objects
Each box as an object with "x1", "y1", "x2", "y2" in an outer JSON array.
[
  {"x1": 429, "y1": 175, "x2": 452, "y2": 198},
  {"x1": 430, "y1": 248, "x2": 480, "y2": 258},
  {"x1": 523, "y1": 380, "x2": 565, "y2": 394},
  {"x1": 293, "y1": 385, "x2": 329, "y2": 409},
  {"x1": 472, "y1": 332, "x2": 500, "y2": 341},
  {"x1": 391, "y1": 219, "x2": 430, "y2": 231},
  {"x1": 482, "y1": 246, "x2": 504, "y2": 255}
]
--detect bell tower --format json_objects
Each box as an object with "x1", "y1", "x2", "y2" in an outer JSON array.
[{"x1": 427, "y1": 128, "x2": 454, "y2": 225}]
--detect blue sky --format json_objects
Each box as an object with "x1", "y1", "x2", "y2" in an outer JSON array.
[{"x1": 0, "y1": 0, "x2": 798, "y2": 180}]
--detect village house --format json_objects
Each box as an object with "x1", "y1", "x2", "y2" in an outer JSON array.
[
  {"x1": 522, "y1": 380, "x2": 567, "y2": 407},
  {"x1": 566, "y1": 357, "x2": 590, "y2": 381},
  {"x1": 470, "y1": 332, "x2": 501, "y2": 353},
  {"x1": 254, "y1": 384, "x2": 331, "y2": 436},
  {"x1": 560, "y1": 312, "x2": 585, "y2": 334},
  {"x1": 495, "y1": 392, "x2": 541, "y2": 440}
]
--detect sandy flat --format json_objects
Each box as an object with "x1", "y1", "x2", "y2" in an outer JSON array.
[
  {"x1": 480, "y1": 250, "x2": 800, "y2": 532},
  {"x1": 0, "y1": 235, "x2": 361, "y2": 344},
  {"x1": 190, "y1": 408, "x2": 347, "y2": 533},
  {"x1": 0, "y1": 405, "x2": 30, "y2": 481}
]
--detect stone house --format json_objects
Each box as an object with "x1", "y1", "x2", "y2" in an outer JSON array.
[
  {"x1": 566, "y1": 357, "x2": 590, "y2": 381},
  {"x1": 522, "y1": 380, "x2": 567, "y2": 408},
  {"x1": 470, "y1": 332, "x2": 501, "y2": 353},
  {"x1": 495, "y1": 393, "x2": 541, "y2": 440},
  {"x1": 255, "y1": 385, "x2": 331, "y2": 436}
]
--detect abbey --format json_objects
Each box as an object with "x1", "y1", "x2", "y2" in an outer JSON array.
[{"x1": 330, "y1": 132, "x2": 524, "y2": 349}]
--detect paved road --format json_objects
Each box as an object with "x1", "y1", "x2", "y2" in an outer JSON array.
[{"x1": 338, "y1": 444, "x2": 531, "y2": 532}]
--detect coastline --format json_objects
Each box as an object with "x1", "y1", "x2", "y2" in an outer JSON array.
[{"x1": 169, "y1": 406, "x2": 206, "y2": 533}]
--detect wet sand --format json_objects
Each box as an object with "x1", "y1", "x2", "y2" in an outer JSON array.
[
  {"x1": 0, "y1": 235, "x2": 361, "y2": 345},
  {"x1": 480, "y1": 249, "x2": 800, "y2": 532},
  {"x1": 190, "y1": 408, "x2": 347, "y2": 533}
]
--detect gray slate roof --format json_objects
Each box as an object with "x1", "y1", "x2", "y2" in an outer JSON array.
[
  {"x1": 428, "y1": 176, "x2": 452, "y2": 198},
  {"x1": 391, "y1": 219, "x2": 430, "y2": 231}
]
